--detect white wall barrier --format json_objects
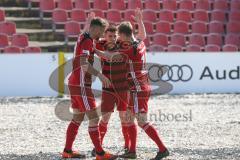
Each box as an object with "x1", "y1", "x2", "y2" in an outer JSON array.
[
  {"x1": 0, "y1": 54, "x2": 59, "y2": 97},
  {"x1": 147, "y1": 52, "x2": 240, "y2": 94},
  {"x1": 0, "y1": 52, "x2": 239, "y2": 96}
]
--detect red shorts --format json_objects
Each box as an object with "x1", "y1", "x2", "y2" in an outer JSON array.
[
  {"x1": 129, "y1": 90, "x2": 151, "y2": 113},
  {"x1": 68, "y1": 84, "x2": 96, "y2": 113},
  {"x1": 101, "y1": 90, "x2": 129, "y2": 112}
]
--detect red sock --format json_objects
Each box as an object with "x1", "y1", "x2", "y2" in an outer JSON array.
[
  {"x1": 88, "y1": 126, "x2": 104, "y2": 153},
  {"x1": 141, "y1": 123, "x2": 166, "y2": 152},
  {"x1": 64, "y1": 120, "x2": 80, "y2": 151},
  {"x1": 128, "y1": 124, "x2": 137, "y2": 152},
  {"x1": 99, "y1": 121, "x2": 108, "y2": 144},
  {"x1": 121, "y1": 123, "x2": 130, "y2": 149}
]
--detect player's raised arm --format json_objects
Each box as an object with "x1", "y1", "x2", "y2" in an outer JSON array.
[
  {"x1": 134, "y1": 8, "x2": 146, "y2": 40},
  {"x1": 82, "y1": 12, "x2": 95, "y2": 33}
]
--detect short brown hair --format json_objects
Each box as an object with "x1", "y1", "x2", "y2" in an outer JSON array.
[
  {"x1": 118, "y1": 21, "x2": 133, "y2": 37},
  {"x1": 105, "y1": 25, "x2": 117, "y2": 33},
  {"x1": 90, "y1": 17, "x2": 108, "y2": 28}
]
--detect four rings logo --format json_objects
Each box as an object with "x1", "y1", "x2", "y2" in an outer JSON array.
[{"x1": 148, "y1": 64, "x2": 193, "y2": 82}]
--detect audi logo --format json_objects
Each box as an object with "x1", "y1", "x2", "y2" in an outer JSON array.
[{"x1": 148, "y1": 64, "x2": 193, "y2": 82}]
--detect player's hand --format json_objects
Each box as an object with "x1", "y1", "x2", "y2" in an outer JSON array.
[
  {"x1": 87, "y1": 12, "x2": 95, "y2": 24},
  {"x1": 131, "y1": 8, "x2": 142, "y2": 22},
  {"x1": 98, "y1": 73, "x2": 111, "y2": 88}
]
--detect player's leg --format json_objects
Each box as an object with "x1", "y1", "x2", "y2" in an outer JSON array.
[
  {"x1": 119, "y1": 109, "x2": 137, "y2": 159},
  {"x1": 91, "y1": 112, "x2": 112, "y2": 157},
  {"x1": 99, "y1": 112, "x2": 112, "y2": 144},
  {"x1": 119, "y1": 111, "x2": 130, "y2": 151},
  {"x1": 62, "y1": 108, "x2": 86, "y2": 158},
  {"x1": 136, "y1": 113, "x2": 169, "y2": 160},
  {"x1": 86, "y1": 109, "x2": 117, "y2": 160},
  {"x1": 99, "y1": 91, "x2": 116, "y2": 144},
  {"x1": 62, "y1": 83, "x2": 87, "y2": 158},
  {"x1": 116, "y1": 91, "x2": 131, "y2": 151},
  {"x1": 119, "y1": 91, "x2": 137, "y2": 158},
  {"x1": 135, "y1": 89, "x2": 169, "y2": 159}
]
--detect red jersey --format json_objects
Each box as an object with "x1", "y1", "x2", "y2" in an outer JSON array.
[
  {"x1": 119, "y1": 39, "x2": 149, "y2": 92},
  {"x1": 96, "y1": 39, "x2": 129, "y2": 93},
  {"x1": 69, "y1": 32, "x2": 94, "y2": 86}
]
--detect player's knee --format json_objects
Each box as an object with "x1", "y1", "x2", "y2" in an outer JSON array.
[
  {"x1": 137, "y1": 121, "x2": 146, "y2": 128},
  {"x1": 72, "y1": 114, "x2": 84, "y2": 124},
  {"x1": 136, "y1": 116, "x2": 148, "y2": 127},
  {"x1": 89, "y1": 117, "x2": 99, "y2": 126},
  {"x1": 101, "y1": 112, "x2": 111, "y2": 123}
]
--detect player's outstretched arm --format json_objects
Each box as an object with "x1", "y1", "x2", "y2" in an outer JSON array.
[
  {"x1": 134, "y1": 8, "x2": 146, "y2": 40},
  {"x1": 94, "y1": 43, "x2": 123, "y2": 62},
  {"x1": 80, "y1": 56, "x2": 111, "y2": 88}
]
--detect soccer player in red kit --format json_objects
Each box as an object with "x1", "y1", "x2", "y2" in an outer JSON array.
[
  {"x1": 93, "y1": 9, "x2": 148, "y2": 156},
  {"x1": 62, "y1": 17, "x2": 117, "y2": 160},
  {"x1": 116, "y1": 10, "x2": 170, "y2": 160},
  {"x1": 92, "y1": 25, "x2": 131, "y2": 155}
]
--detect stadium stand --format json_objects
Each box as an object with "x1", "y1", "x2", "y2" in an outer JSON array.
[
  {"x1": 170, "y1": 33, "x2": 186, "y2": 46},
  {"x1": 205, "y1": 44, "x2": 221, "y2": 52},
  {"x1": 75, "y1": 0, "x2": 90, "y2": 10},
  {"x1": 39, "y1": 0, "x2": 55, "y2": 19},
  {"x1": 93, "y1": 0, "x2": 109, "y2": 10},
  {"x1": 52, "y1": 9, "x2": 68, "y2": 31},
  {"x1": 70, "y1": 9, "x2": 87, "y2": 24},
  {"x1": 207, "y1": 33, "x2": 223, "y2": 46},
  {"x1": 193, "y1": 10, "x2": 209, "y2": 22},
  {"x1": 149, "y1": 45, "x2": 165, "y2": 52},
  {"x1": 0, "y1": 33, "x2": 9, "y2": 51},
  {"x1": 186, "y1": 45, "x2": 202, "y2": 52},
  {"x1": 208, "y1": 21, "x2": 225, "y2": 34},
  {"x1": 142, "y1": 9, "x2": 158, "y2": 22},
  {"x1": 222, "y1": 44, "x2": 239, "y2": 52},
  {"x1": 3, "y1": 46, "x2": 22, "y2": 53},
  {"x1": 211, "y1": 10, "x2": 227, "y2": 22},
  {"x1": 179, "y1": 0, "x2": 194, "y2": 10},
  {"x1": 0, "y1": 9, "x2": 5, "y2": 22},
  {"x1": 173, "y1": 21, "x2": 189, "y2": 34},
  {"x1": 225, "y1": 34, "x2": 240, "y2": 48},
  {"x1": 143, "y1": 21, "x2": 154, "y2": 35},
  {"x1": 128, "y1": 0, "x2": 143, "y2": 9},
  {"x1": 159, "y1": 10, "x2": 174, "y2": 22},
  {"x1": 0, "y1": 0, "x2": 239, "y2": 53},
  {"x1": 167, "y1": 45, "x2": 183, "y2": 51},
  {"x1": 155, "y1": 21, "x2": 171, "y2": 34},
  {"x1": 64, "y1": 21, "x2": 81, "y2": 43},
  {"x1": 189, "y1": 34, "x2": 206, "y2": 47},
  {"x1": 152, "y1": 33, "x2": 169, "y2": 48},
  {"x1": 195, "y1": 0, "x2": 211, "y2": 10},
  {"x1": 191, "y1": 21, "x2": 208, "y2": 34},
  {"x1": 176, "y1": 10, "x2": 192, "y2": 22},
  {"x1": 230, "y1": 0, "x2": 240, "y2": 10},
  {"x1": 25, "y1": 46, "x2": 42, "y2": 53},
  {"x1": 90, "y1": 9, "x2": 104, "y2": 18},
  {"x1": 229, "y1": 11, "x2": 240, "y2": 22},
  {"x1": 57, "y1": 0, "x2": 73, "y2": 11},
  {"x1": 144, "y1": 0, "x2": 160, "y2": 10},
  {"x1": 213, "y1": 0, "x2": 229, "y2": 10},
  {"x1": 106, "y1": 9, "x2": 122, "y2": 23},
  {"x1": 162, "y1": 0, "x2": 177, "y2": 10},
  {"x1": 11, "y1": 33, "x2": 29, "y2": 48},
  {"x1": 111, "y1": 0, "x2": 126, "y2": 10}
]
